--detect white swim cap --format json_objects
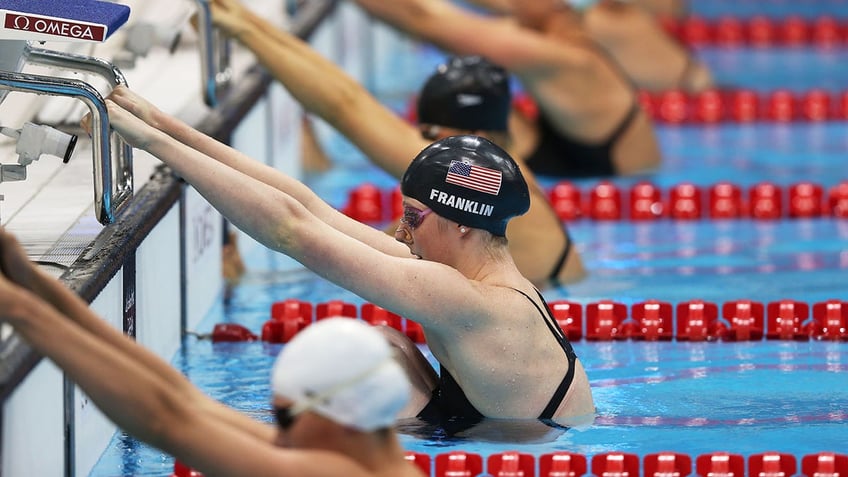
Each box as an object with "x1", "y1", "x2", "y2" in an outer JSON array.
[{"x1": 270, "y1": 318, "x2": 411, "y2": 431}]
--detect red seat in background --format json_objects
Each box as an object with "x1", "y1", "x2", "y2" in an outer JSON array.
[
  {"x1": 488, "y1": 451, "x2": 535, "y2": 477},
  {"x1": 766, "y1": 300, "x2": 810, "y2": 340},
  {"x1": 210, "y1": 323, "x2": 258, "y2": 343},
  {"x1": 590, "y1": 452, "x2": 639, "y2": 477},
  {"x1": 801, "y1": 452, "x2": 848, "y2": 477},
  {"x1": 629, "y1": 181, "x2": 664, "y2": 220},
  {"x1": 668, "y1": 183, "x2": 703, "y2": 220},
  {"x1": 270, "y1": 298, "x2": 313, "y2": 323},
  {"x1": 676, "y1": 300, "x2": 721, "y2": 341},
  {"x1": 695, "y1": 452, "x2": 745, "y2": 477},
  {"x1": 344, "y1": 183, "x2": 385, "y2": 223},
  {"x1": 361, "y1": 303, "x2": 403, "y2": 331},
  {"x1": 827, "y1": 180, "x2": 848, "y2": 218},
  {"x1": 811, "y1": 300, "x2": 848, "y2": 340},
  {"x1": 435, "y1": 451, "x2": 483, "y2": 477},
  {"x1": 405, "y1": 451, "x2": 432, "y2": 476},
  {"x1": 722, "y1": 300, "x2": 765, "y2": 341},
  {"x1": 643, "y1": 452, "x2": 692, "y2": 477},
  {"x1": 264, "y1": 298, "x2": 313, "y2": 343},
  {"x1": 540, "y1": 452, "x2": 588, "y2": 477},
  {"x1": 171, "y1": 460, "x2": 204, "y2": 477},
  {"x1": 316, "y1": 299, "x2": 357, "y2": 320},
  {"x1": 549, "y1": 181, "x2": 583, "y2": 221},
  {"x1": 631, "y1": 300, "x2": 674, "y2": 341},
  {"x1": 549, "y1": 300, "x2": 584, "y2": 341},
  {"x1": 788, "y1": 182, "x2": 824, "y2": 218},
  {"x1": 585, "y1": 301, "x2": 628, "y2": 341},
  {"x1": 748, "y1": 452, "x2": 796, "y2": 477},
  {"x1": 708, "y1": 182, "x2": 745, "y2": 219},
  {"x1": 405, "y1": 319, "x2": 427, "y2": 343},
  {"x1": 749, "y1": 182, "x2": 784, "y2": 220},
  {"x1": 588, "y1": 181, "x2": 623, "y2": 220}
]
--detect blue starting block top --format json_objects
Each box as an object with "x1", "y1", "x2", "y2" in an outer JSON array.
[{"x1": 0, "y1": 0, "x2": 130, "y2": 42}]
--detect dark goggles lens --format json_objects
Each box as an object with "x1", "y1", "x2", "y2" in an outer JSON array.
[
  {"x1": 402, "y1": 206, "x2": 431, "y2": 230},
  {"x1": 274, "y1": 407, "x2": 297, "y2": 430}
]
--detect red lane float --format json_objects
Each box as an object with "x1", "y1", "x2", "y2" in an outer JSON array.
[
  {"x1": 664, "y1": 15, "x2": 848, "y2": 48},
  {"x1": 647, "y1": 88, "x2": 848, "y2": 124},
  {"x1": 207, "y1": 298, "x2": 848, "y2": 343},
  {"x1": 263, "y1": 299, "x2": 313, "y2": 343},
  {"x1": 210, "y1": 323, "x2": 258, "y2": 343},
  {"x1": 545, "y1": 180, "x2": 848, "y2": 222},
  {"x1": 413, "y1": 451, "x2": 846, "y2": 477}
]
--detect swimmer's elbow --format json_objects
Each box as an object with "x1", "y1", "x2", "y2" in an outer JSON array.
[
  {"x1": 267, "y1": 205, "x2": 315, "y2": 255},
  {"x1": 323, "y1": 85, "x2": 373, "y2": 131}
]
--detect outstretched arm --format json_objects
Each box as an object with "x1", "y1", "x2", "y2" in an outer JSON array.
[
  {"x1": 0, "y1": 231, "x2": 368, "y2": 477},
  {"x1": 106, "y1": 86, "x2": 409, "y2": 258},
  {"x1": 100, "y1": 101, "x2": 494, "y2": 331},
  {"x1": 0, "y1": 229, "x2": 275, "y2": 443},
  {"x1": 210, "y1": 0, "x2": 425, "y2": 179},
  {"x1": 348, "y1": 0, "x2": 566, "y2": 72},
  {"x1": 0, "y1": 228, "x2": 338, "y2": 475}
]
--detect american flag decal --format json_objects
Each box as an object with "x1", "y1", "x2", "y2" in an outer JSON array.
[{"x1": 445, "y1": 161, "x2": 502, "y2": 195}]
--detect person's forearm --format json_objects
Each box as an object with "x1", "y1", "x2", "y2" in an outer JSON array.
[
  {"x1": 141, "y1": 128, "x2": 307, "y2": 254},
  {"x1": 8, "y1": 292, "x2": 195, "y2": 447},
  {"x1": 235, "y1": 12, "x2": 366, "y2": 129},
  {"x1": 24, "y1": 265, "x2": 275, "y2": 439},
  {"x1": 150, "y1": 109, "x2": 330, "y2": 213},
  {"x1": 352, "y1": 0, "x2": 439, "y2": 38},
  {"x1": 227, "y1": 10, "x2": 428, "y2": 182},
  {"x1": 28, "y1": 267, "x2": 198, "y2": 394}
]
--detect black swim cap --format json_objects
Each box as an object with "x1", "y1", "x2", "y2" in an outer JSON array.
[
  {"x1": 401, "y1": 135, "x2": 530, "y2": 236},
  {"x1": 417, "y1": 56, "x2": 511, "y2": 132}
]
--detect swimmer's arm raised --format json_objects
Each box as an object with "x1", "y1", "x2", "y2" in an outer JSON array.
[
  {"x1": 0, "y1": 273, "x2": 366, "y2": 477},
  {"x1": 106, "y1": 87, "x2": 410, "y2": 258},
  {"x1": 211, "y1": 0, "x2": 426, "y2": 179},
  {"x1": 0, "y1": 229, "x2": 277, "y2": 444},
  {"x1": 0, "y1": 264, "x2": 310, "y2": 475},
  {"x1": 104, "y1": 97, "x2": 485, "y2": 332},
  {"x1": 350, "y1": 0, "x2": 571, "y2": 72}
]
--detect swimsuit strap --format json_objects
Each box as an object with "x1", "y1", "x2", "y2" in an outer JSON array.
[
  {"x1": 548, "y1": 230, "x2": 574, "y2": 286},
  {"x1": 510, "y1": 287, "x2": 578, "y2": 419},
  {"x1": 604, "y1": 99, "x2": 641, "y2": 147}
]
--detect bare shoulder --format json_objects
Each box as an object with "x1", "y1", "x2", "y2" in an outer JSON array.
[{"x1": 471, "y1": 279, "x2": 540, "y2": 314}]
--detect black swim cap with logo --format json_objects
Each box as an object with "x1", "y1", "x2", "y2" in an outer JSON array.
[
  {"x1": 401, "y1": 135, "x2": 530, "y2": 236},
  {"x1": 417, "y1": 56, "x2": 511, "y2": 132}
]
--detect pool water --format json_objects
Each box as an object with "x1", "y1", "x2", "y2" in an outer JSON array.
[{"x1": 90, "y1": 3, "x2": 848, "y2": 476}]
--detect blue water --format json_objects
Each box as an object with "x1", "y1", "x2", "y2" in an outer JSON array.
[
  {"x1": 90, "y1": 6, "x2": 848, "y2": 477},
  {"x1": 690, "y1": 0, "x2": 848, "y2": 19}
]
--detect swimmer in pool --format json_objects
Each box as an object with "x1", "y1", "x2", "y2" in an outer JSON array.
[
  {"x1": 0, "y1": 228, "x2": 422, "y2": 477},
  {"x1": 347, "y1": 0, "x2": 663, "y2": 178},
  {"x1": 464, "y1": 0, "x2": 714, "y2": 93},
  {"x1": 82, "y1": 91, "x2": 596, "y2": 424},
  {"x1": 208, "y1": 0, "x2": 585, "y2": 287}
]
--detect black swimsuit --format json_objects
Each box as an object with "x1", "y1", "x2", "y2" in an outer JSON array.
[
  {"x1": 524, "y1": 104, "x2": 639, "y2": 177},
  {"x1": 417, "y1": 288, "x2": 578, "y2": 427},
  {"x1": 524, "y1": 41, "x2": 642, "y2": 178}
]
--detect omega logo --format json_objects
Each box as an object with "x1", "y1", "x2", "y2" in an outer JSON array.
[{"x1": 5, "y1": 13, "x2": 106, "y2": 41}]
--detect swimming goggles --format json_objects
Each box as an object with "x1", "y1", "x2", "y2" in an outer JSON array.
[{"x1": 401, "y1": 205, "x2": 433, "y2": 230}]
